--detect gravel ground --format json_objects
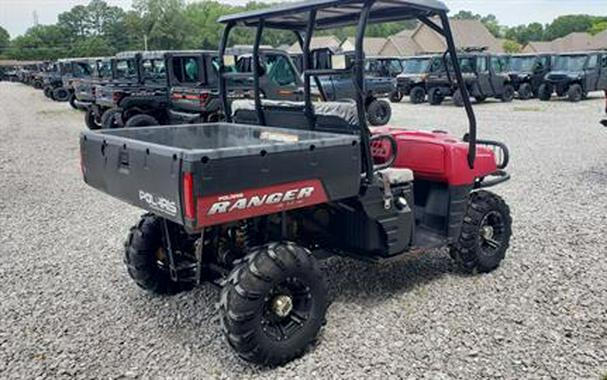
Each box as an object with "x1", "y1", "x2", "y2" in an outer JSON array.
[{"x1": 1, "y1": 81, "x2": 606, "y2": 379}]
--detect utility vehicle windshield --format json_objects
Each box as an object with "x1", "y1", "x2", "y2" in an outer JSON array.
[
  {"x1": 554, "y1": 55, "x2": 588, "y2": 71},
  {"x1": 510, "y1": 56, "x2": 536, "y2": 72},
  {"x1": 402, "y1": 58, "x2": 431, "y2": 74}
]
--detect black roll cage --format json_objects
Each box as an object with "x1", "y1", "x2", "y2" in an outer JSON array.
[{"x1": 217, "y1": 0, "x2": 477, "y2": 177}]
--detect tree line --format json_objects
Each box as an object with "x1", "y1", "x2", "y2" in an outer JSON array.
[{"x1": 0, "y1": 0, "x2": 605, "y2": 61}]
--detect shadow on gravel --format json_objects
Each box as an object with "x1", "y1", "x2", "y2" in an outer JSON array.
[{"x1": 322, "y1": 249, "x2": 461, "y2": 306}]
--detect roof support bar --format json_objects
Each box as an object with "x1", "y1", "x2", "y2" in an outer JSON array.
[
  {"x1": 355, "y1": 0, "x2": 376, "y2": 183},
  {"x1": 253, "y1": 19, "x2": 266, "y2": 126},
  {"x1": 418, "y1": 16, "x2": 445, "y2": 36},
  {"x1": 303, "y1": 10, "x2": 318, "y2": 129},
  {"x1": 219, "y1": 22, "x2": 234, "y2": 122},
  {"x1": 439, "y1": 12, "x2": 476, "y2": 168}
]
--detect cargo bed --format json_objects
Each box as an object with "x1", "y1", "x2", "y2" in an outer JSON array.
[{"x1": 80, "y1": 123, "x2": 362, "y2": 231}]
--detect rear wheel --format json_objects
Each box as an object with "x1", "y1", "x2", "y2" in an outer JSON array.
[
  {"x1": 124, "y1": 114, "x2": 159, "y2": 128},
  {"x1": 501, "y1": 85, "x2": 515, "y2": 103},
  {"x1": 409, "y1": 86, "x2": 426, "y2": 104},
  {"x1": 124, "y1": 214, "x2": 194, "y2": 295},
  {"x1": 43, "y1": 86, "x2": 53, "y2": 99},
  {"x1": 538, "y1": 83, "x2": 552, "y2": 101},
  {"x1": 450, "y1": 191, "x2": 512, "y2": 273},
  {"x1": 367, "y1": 99, "x2": 391, "y2": 126},
  {"x1": 389, "y1": 91, "x2": 403, "y2": 103},
  {"x1": 84, "y1": 107, "x2": 101, "y2": 130},
  {"x1": 52, "y1": 87, "x2": 70, "y2": 102},
  {"x1": 567, "y1": 84, "x2": 583, "y2": 102},
  {"x1": 428, "y1": 88, "x2": 444, "y2": 105},
  {"x1": 517, "y1": 83, "x2": 533, "y2": 100},
  {"x1": 219, "y1": 242, "x2": 328, "y2": 366}
]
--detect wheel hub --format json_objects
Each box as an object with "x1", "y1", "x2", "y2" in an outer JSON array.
[
  {"x1": 481, "y1": 225, "x2": 494, "y2": 240},
  {"x1": 271, "y1": 295, "x2": 293, "y2": 318}
]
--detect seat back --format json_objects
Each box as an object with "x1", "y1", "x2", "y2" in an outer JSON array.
[{"x1": 232, "y1": 99, "x2": 359, "y2": 134}]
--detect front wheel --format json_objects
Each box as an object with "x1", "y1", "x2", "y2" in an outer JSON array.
[
  {"x1": 428, "y1": 88, "x2": 444, "y2": 105},
  {"x1": 43, "y1": 86, "x2": 53, "y2": 99},
  {"x1": 366, "y1": 99, "x2": 391, "y2": 126},
  {"x1": 450, "y1": 191, "x2": 512, "y2": 273},
  {"x1": 409, "y1": 86, "x2": 426, "y2": 104},
  {"x1": 567, "y1": 84, "x2": 583, "y2": 102},
  {"x1": 101, "y1": 108, "x2": 122, "y2": 129},
  {"x1": 84, "y1": 107, "x2": 102, "y2": 130},
  {"x1": 68, "y1": 93, "x2": 78, "y2": 110},
  {"x1": 501, "y1": 85, "x2": 515, "y2": 103},
  {"x1": 453, "y1": 89, "x2": 465, "y2": 107},
  {"x1": 219, "y1": 242, "x2": 328, "y2": 366},
  {"x1": 389, "y1": 91, "x2": 403, "y2": 103},
  {"x1": 517, "y1": 83, "x2": 533, "y2": 100},
  {"x1": 52, "y1": 87, "x2": 70, "y2": 102},
  {"x1": 538, "y1": 83, "x2": 552, "y2": 101}
]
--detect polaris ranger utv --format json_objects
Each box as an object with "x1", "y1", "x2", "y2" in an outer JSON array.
[
  {"x1": 392, "y1": 54, "x2": 442, "y2": 103},
  {"x1": 540, "y1": 51, "x2": 607, "y2": 102},
  {"x1": 426, "y1": 51, "x2": 515, "y2": 107},
  {"x1": 169, "y1": 48, "x2": 306, "y2": 124},
  {"x1": 508, "y1": 53, "x2": 553, "y2": 100},
  {"x1": 80, "y1": 0, "x2": 512, "y2": 366}
]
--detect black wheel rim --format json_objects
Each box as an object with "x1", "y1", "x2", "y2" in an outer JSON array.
[
  {"x1": 478, "y1": 211, "x2": 506, "y2": 256},
  {"x1": 262, "y1": 277, "x2": 312, "y2": 342}
]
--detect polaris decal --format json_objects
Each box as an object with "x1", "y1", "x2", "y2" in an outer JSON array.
[
  {"x1": 139, "y1": 190, "x2": 178, "y2": 217},
  {"x1": 197, "y1": 180, "x2": 328, "y2": 227}
]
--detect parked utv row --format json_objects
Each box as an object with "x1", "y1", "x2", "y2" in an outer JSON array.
[{"x1": 391, "y1": 50, "x2": 607, "y2": 106}]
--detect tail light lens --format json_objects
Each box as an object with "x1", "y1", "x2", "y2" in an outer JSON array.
[
  {"x1": 183, "y1": 172, "x2": 195, "y2": 221},
  {"x1": 199, "y1": 92, "x2": 210, "y2": 109},
  {"x1": 112, "y1": 91, "x2": 124, "y2": 104}
]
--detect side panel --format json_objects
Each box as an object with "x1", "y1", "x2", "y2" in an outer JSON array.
[{"x1": 197, "y1": 179, "x2": 328, "y2": 227}]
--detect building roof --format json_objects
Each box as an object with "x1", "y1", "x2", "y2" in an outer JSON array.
[
  {"x1": 590, "y1": 29, "x2": 607, "y2": 50},
  {"x1": 288, "y1": 35, "x2": 342, "y2": 54},
  {"x1": 341, "y1": 37, "x2": 389, "y2": 55},
  {"x1": 551, "y1": 32, "x2": 594, "y2": 52},
  {"x1": 379, "y1": 17, "x2": 503, "y2": 56},
  {"x1": 522, "y1": 41, "x2": 555, "y2": 53}
]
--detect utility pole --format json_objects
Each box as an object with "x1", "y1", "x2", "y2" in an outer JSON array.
[
  {"x1": 144, "y1": 35, "x2": 148, "y2": 51},
  {"x1": 33, "y1": 11, "x2": 39, "y2": 27}
]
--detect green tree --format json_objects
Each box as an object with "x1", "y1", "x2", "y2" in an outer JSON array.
[
  {"x1": 133, "y1": 0, "x2": 188, "y2": 50},
  {"x1": 589, "y1": 21, "x2": 607, "y2": 35},
  {"x1": 544, "y1": 15, "x2": 595, "y2": 40},
  {"x1": 0, "y1": 26, "x2": 10, "y2": 52},
  {"x1": 502, "y1": 39, "x2": 522, "y2": 53},
  {"x1": 6, "y1": 25, "x2": 69, "y2": 60}
]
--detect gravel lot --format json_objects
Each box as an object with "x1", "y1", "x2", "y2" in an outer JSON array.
[{"x1": 1, "y1": 81, "x2": 606, "y2": 379}]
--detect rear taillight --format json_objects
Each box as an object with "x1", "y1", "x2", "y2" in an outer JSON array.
[
  {"x1": 183, "y1": 172, "x2": 195, "y2": 221},
  {"x1": 112, "y1": 91, "x2": 124, "y2": 104}
]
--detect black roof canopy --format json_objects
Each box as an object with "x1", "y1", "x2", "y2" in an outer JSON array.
[{"x1": 218, "y1": 0, "x2": 449, "y2": 31}]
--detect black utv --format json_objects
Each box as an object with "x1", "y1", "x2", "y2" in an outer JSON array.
[
  {"x1": 169, "y1": 48, "x2": 306, "y2": 124},
  {"x1": 508, "y1": 53, "x2": 554, "y2": 100},
  {"x1": 540, "y1": 52, "x2": 607, "y2": 102},
  {"x1": 392, "y1": 54, "x2": 442, "y2": 103},
  {"x1": 85, "y1": 51, "x2": 170, "y2": 129},
  {"x1": 426, "y1": 52, "x2": 514, "y2": 107},
  {"x1": 73, "y1": 57, "x2": 113, "y2": 111}
]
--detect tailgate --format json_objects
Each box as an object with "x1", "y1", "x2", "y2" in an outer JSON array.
[{"x1": 80, "y1": 131, "x2": 185, "y2": 225}]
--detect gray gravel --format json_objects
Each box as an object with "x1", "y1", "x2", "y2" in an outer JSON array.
[{"x1": 1, "y1": 82, "x2": 606, "y2": 379}]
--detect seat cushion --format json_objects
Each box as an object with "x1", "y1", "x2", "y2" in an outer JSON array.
[
  {"x1": 380, "y1": 168, "x2": 415, "y2": 185},
  {"x1": 232, "y1": 99, "x2": 360, "y2": 133}
]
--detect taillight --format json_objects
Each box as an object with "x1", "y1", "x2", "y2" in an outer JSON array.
[
  {"x1": 183, "y1": 172, "x2": 195, "y2": 221},
  {"x1": 112, "y1": 91, "x2": 124, "y2": 104}
]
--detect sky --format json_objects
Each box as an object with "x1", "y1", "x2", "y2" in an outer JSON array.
[{"x1": 0, "y1": 0, "x2": 606, "y2": 37}]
